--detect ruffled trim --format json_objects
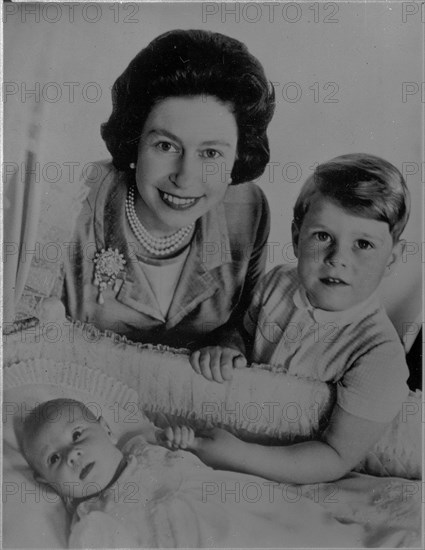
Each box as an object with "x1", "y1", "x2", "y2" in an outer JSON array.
[
  {"x1": 4, "y1": 358, "x2": 139, "y2": 413},
  {"x1": 2, "y1": 316, "x2": 39, "y2": 335},
  {"x1": 69, "y1": 318, "x2": 191, "y2": 356}
]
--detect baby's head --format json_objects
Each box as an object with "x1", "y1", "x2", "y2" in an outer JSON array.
[
  {"x1": 22, "y1": 398, "x2": 123, "y2": 500},
  {"x1": 292, "y1": 153, "x2": 410, "y2": 311}
]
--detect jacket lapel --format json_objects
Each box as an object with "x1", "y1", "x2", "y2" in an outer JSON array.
[
  {"x1": 94, "y1": 171, "x2": 164, "y2": 321},
  {"x1": 166, "y1": 203, "x2": 231, "y2": 328},
  {"x1": 94, "y1": 171, "x2": 232, "y2": 324}
]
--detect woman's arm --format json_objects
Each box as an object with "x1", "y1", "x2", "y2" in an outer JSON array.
[
  {"x1": 232, "y1": 185, "x2": 271, "y2": 319},
  {"x1": 189, "y1": 186, "x2": 270, "y2": 380}
]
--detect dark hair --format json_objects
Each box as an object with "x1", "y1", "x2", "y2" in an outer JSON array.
[
  {"x1": 101, "y1": 29, "x2": 275, "y2": 184},
  {"x1": 293, "y1": 154, "x2": 410, "y2": 241}
]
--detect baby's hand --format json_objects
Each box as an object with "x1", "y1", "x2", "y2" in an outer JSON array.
[
  {"x1": 159, "y1": 425, "x2": 197, "y2": 450},
  {"x1": 189, "y1": 346, "x2": 247, "y2": 383}
]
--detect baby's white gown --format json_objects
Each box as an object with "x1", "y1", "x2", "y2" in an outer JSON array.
[{"x1": 70, "y1": 436, "x2": 362, "y2": 548}]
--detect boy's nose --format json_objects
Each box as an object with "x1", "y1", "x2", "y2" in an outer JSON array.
[
  {"x1": 67, "y1": 448, "x2": 82, "y2": 467},
  {"x1": 325, "y1": 243, "x2": 349, "y2": 267}
]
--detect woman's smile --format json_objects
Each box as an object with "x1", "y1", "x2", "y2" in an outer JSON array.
[
  {"x1": 159, "y1": 190, "x2": 203, "y2": 210},
  {"x1": 134, "y1": 95, "x2": 238, "y2": 237}
]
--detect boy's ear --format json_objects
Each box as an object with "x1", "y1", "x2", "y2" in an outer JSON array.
[
  {"x1": 384, "y1": 239, "x2": 404, "y2": 277},
  {"x1": 98, "y1": 416, "x2": 118, "y2": 445},
  {"x1": 291, "y1": 220, "x2": 300, "y2": 258}
]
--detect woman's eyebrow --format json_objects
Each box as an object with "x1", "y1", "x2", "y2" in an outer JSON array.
[
  {"x1": 147, "y1": 129, "x2": 232, "y2": 148},
  {"x1": 147, "y1": 129, "x2": 180, "y2": 142},
  {"x1": 201, "y1": 140, "x2": 233, "y2": 148}
]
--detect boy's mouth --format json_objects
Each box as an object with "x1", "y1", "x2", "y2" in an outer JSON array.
[
  {"x1": 320, "y1": 277, "x2": 349, "y2": 286},
  {"x1": 79, "y1": 462, "x2": 95, "y2": 480}
]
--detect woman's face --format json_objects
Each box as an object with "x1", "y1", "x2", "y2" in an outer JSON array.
[{"x1": 134, "y1": 95, "x2": 238, "y2": 236}]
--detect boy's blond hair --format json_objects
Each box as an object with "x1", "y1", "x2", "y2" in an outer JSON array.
[{"x1": 293, "y1": 153, "x2": 410, "y2": 241}]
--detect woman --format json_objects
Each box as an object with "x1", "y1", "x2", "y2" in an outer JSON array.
[{"x1": 64, "y1": 29, "x2": 275, "y2": 349}]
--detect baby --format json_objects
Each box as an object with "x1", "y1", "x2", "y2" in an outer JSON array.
[
  {"x1": 190, "y1": 153, "x2": 411, "y2": 484},
  {"x1": 22, "y1": 398, "x2": 363, "y2": 548}
]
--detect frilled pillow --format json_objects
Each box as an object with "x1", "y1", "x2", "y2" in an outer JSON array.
[{"x1": 3, "y1": 319, "x2": 422, "y2": 480}]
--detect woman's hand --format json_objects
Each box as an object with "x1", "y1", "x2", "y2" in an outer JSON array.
[{"x1": 190, "y1": 346, "x2": 247, "y2": 382}]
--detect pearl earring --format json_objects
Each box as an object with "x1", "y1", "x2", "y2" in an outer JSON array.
[{"x1": 129, "y1": 162, "x2": 136, "y2": 169}]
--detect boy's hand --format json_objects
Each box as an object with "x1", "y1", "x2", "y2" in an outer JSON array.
[
  {"x1": 189, "y1": 346, "x2": 247, "y2": 382},
  {"x1": 159, "y1": 425, "x2": 197, "y2": 450},
  {"x1": 158, "y1": 426, "x2": 245, "y2": 470}
]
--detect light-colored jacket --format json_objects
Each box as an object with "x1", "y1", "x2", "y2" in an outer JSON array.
[{"x1": 64, "y1": 162, "x2": 270, "y2": 348}]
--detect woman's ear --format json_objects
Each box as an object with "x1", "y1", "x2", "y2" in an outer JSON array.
[
  {"x1": 291, "y1": 220, "x2": 300, "y2": 258},
  {"x1": 98, "y1": 416, "x2": 118, "y2": 445},
  {"x1": 384, "y1": 239, "x2": 404, "y2": 277}
]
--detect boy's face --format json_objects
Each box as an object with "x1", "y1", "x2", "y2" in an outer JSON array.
[
  {"x1": 26, "y1": 404, "x2": 123, "y2": 499},
  {"x1": 293, "y1": 197, "x2": 402, "y2": 311}
]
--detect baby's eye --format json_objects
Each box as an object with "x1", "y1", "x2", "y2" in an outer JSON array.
[
  {"x1": 49, "y1": 453, "x2": 60, "y2": 466},
  {"x1": 314, "y1": 232, "x2": 331, "y2": 243},
  {"x1": 155, "y1": 141, "x2": 179, "y2": 153},
  {"x1": 72, "y1": 430, "x2": 82, "y2": 442},
  {"x1": 356, "y1": 239, "x2": 374, "y2": 250},
  {"x1": 201, "y1": 149, "x2": 222, "y2": 160}
]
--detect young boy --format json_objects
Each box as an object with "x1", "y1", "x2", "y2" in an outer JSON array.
[
  {"x1": 22, "y1": 398, "x2": 362, "y2": 548},
  {"x1": 190, "y1": 153, "x2": 411, "y2": 484}
]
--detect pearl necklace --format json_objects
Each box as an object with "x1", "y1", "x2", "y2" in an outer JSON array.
[{"x1": 125, "y1": 186, "x2": 194, "y2": 257}]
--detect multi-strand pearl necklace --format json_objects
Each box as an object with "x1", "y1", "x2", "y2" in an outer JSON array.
[{"x1": 125, "y1": 186, "x2": 194, "y2": 257}]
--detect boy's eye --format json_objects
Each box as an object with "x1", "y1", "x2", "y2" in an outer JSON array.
[
  {"x1": 201, "y1": 149, "x2": 222, "y2": 160},
  {"x1": 49, "y1": 453, "x2": 60, "y2": 466},
  {"x1": 314, "y1": 232, "x2": 331, "y2": 242},
  {"x1": 356, "y1": 239, "x2": 374, "y2": 250},
  {"x1": 156, "y1": 141, "x2": 179, "y2": 153},
  {"x1": 72, "y1": 430, "x2": 82, "y2": 442}
]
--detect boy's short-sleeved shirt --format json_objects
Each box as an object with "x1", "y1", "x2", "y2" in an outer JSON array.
[{"x1": 244, "y1": 265, "x2": 409, "y2": 422}]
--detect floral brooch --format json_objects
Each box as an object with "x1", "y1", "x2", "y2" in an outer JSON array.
[{"x1": 93, "y1": 248, "x2": 126, "y2": 305}]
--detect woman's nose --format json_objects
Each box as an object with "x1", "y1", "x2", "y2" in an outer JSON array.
[
  {"x1": 67, "y1": 448, "x2": 82, "y2": 467},
  {"x1": 170, "y1": 155, "x2": 197, "y2": 189}
]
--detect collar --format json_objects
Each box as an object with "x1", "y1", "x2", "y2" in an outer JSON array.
[{"x1": 292, "y1": 285, "x2": 381, "y2": 325}]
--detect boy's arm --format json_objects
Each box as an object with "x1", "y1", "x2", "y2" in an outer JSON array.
[{"x1": 190, "y1": 406, "x2": 389, "y2": 484}]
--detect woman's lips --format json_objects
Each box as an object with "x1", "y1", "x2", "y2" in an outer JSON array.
[
  {"x1": 79, "y1": 462, "x2": 95, "y2": 480},
  {"x1": 159, "y1": 190, "x2": 201, "y2": 210}
]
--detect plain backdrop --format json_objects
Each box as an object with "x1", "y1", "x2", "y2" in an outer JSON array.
[{"x1": 3, "y1": 1, "x2": 423, "y2": 343}]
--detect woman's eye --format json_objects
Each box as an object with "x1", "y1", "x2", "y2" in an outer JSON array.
[
  {"x1": 49, "y1": 453, "x2": 60, "y2": 465},
  {"x1": 356, "y1": 239, "x2": 373, "y2": 250},
  {"x1": 72, "y1": 430, "x2": 82, "y2": 442},
  {"x1": 314, "y1": 232, "x2": 331, "y2": 242},
  {"x1": 201, "y1": 149, "x2": 221, "y2": 159},
  {"x1": 156, "y1": 141, "x2": 179, "y2": 153}
]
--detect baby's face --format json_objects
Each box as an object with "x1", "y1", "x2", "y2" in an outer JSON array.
[
  {"x1": 26, "y1": 405, "x2": 123, "y2": 499},
  {"x1": 293, "y1": 197, "x2": 401, "y2": 311}
]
